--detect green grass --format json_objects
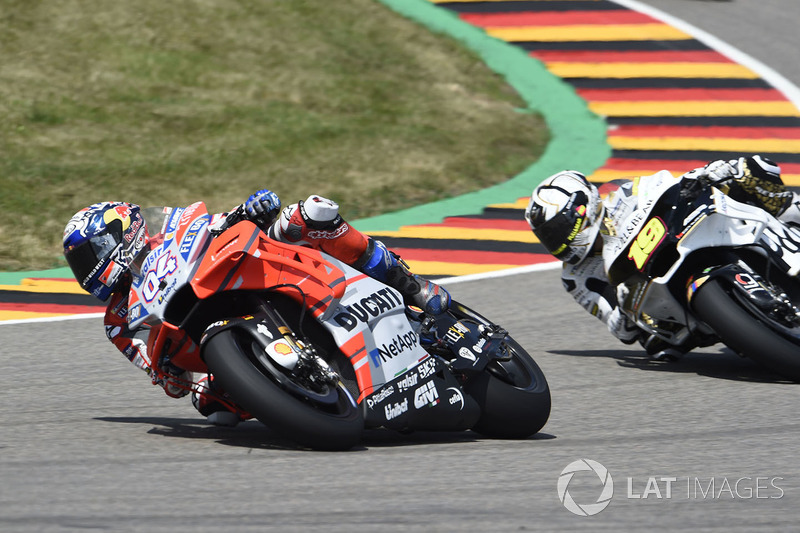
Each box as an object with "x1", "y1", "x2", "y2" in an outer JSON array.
[{"x1": 0, "y1": 0, "x2": 548, "y2": 271}]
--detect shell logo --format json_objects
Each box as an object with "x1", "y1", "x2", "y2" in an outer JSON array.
[{"x1": 273, "y1": 341, "x2": 293, "y2": 355}]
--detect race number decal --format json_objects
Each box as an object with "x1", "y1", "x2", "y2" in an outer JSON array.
[
  {"x1": 627, "y1": 217, "x2": 667, "y2": 270},
  {"x1": 142, "y1": 252, "x2": 178, "y2": 302}
]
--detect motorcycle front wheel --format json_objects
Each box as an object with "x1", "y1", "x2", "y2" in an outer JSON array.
[
  {"x1": 449, "y1": 302, "x2": 551, "y2": 439},
  {"x1": 203, "y1": 327, "x2": 364, "y2": 450},
  {"x1": 692, "y1": 278, "x2": 800, "y2": 382}
]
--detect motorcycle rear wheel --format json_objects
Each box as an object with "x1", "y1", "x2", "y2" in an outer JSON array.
[
  {"x1": 203, "y1": 328, "x2": 364, "y2": 450},
  {"x1": 449, "y1": 302, "x2": 551, "y2": 438},
  {"x1": 692, "y1": 278, "x2": 800, "y2": 382}
]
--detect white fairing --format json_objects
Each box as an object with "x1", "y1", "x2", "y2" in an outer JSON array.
[
  {"x1": 602, "y1": 170, "x2": 679, "y2": 271},
  {"x1": 128, "y1": 203, "x2": 210, "y2": 329},
  {"x1": 319, "y1": 256, "x2": 430, "y2": 388},
  {"x1": 605, "y1": 172, "x2": 800, "y2": 345}
]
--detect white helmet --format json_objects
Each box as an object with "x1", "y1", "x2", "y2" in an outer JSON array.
[{"x1": 525, "y1": 170, "x2": 604, "y2": 265}]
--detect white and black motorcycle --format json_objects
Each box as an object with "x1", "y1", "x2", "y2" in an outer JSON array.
[{"x1": 606, "y1": 171, "x2": 800, "y2": 381}]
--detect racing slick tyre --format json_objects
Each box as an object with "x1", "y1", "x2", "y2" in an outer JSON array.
[
  {"x1": 692, "y1": 278, "x2": 800, "y2": 382},
  {"x1": 203, "y1": 328, "x2": 364, "y2": 450},
  {"x1": 449, "y1": 302, "x2": 551, "y2": 439}
]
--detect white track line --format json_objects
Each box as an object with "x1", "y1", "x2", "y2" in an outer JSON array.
[{"x1": 612, "y1": 0, "x2": 800, "y2": 109}]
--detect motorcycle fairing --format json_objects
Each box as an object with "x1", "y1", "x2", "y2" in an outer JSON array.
[
  {"x1": 130, "y1": 206, "x2": 431, "y2": 403},
  {"x1": 129, "y1": 202, "x2": 213, "y2": 329},
  {"x1": 613, "y1": 182, "x2": 800, "y2": 346},
  {"x1": 191, "y1": 221, "x2": 348, "y2": 318},
  {"x1": 311, "y1": 255, "x2": 433, "y2": 400}
]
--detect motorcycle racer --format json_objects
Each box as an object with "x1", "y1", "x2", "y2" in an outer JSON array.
[
  {"x1": 525, "y1": 155, "x2": 800, "y2": 360},
  {"x1": 63, "y1": 192, "x2": 450, "y2": 426}
]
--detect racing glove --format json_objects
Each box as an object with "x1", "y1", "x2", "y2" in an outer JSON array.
[
  {"x1": 243, "y1": 189, "x2": 281, "y2": 229},
  {"x1": 686, "y1": 156, "x2": 790, "y2": 216}
]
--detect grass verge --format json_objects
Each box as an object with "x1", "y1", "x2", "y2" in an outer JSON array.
[{"x1": 0, "y1": 0, "x2": 547, "y2": 271}]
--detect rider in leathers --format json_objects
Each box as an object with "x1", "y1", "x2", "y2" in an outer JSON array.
[
  {"x1": 525, "y1": 155, "x2": 800, "y2": 360},
  {"x1": 63, "y1": 192, "x2": 451, "y2": 426}
]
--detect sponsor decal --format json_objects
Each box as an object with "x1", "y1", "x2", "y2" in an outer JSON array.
[
  {"x1": 128, "y1": 304, "x2": 143, "y2": 322},
  {"x1": 444, "y1": 321, "x2": 470, "y2": 345},
  {"x1": 395, "y1": 371, "x2": 419, "y2": 393},
  {"x1": 413, "y1": 381, "x2": 439, "y2": 409},
  {"x1": 334, "y1": 289, "x2": 404, "y2": 331},
  {"x1": 447, "y1": 387, "x2": 465, "y2": 410},
  {"x1": 416, "y1": 357, "x2": 436, "y2": 379},
  {"x1": 734, "y1": 272, "x2": 762, "y2": 293},
  {"x1": 156, "y1": 277, "x2": 178, "y2": 305},
  {"x1": 472, "y1": 337, "x2": 487, "y2": 353},
  {"x1": 370, "y1": 331, "x2": 418, "y2": 367},
  {"x1": 179, "y1": 217, "x2": 207, "y2": 260},
  {"x1": 266, "y1": 339, "x2": 298, "y2": 370},
  {"x1": 458, "y1": 347, "x2": 477, "y2": 363},
  {"x1": 124, "y1": 218, "x2": 142, "y2": 243},
  {"x1": 365, "y1": 385, "x2": 395, "y2": 409},
  {"x1": 178, "y1": 203, "x2": 201, "y2": 229},
  {"x1": 384, "y1": 398, "x2": 408, "y2": 421},
  {"x1": 256, "y1": 323, "x2": 274, "y2": 339},
  {"x1": 166, "y1": 207, "x2": 186, "y2": 233},
  {"x1": 306, "y1": 223, "x2": 349, "y2": 240},
  {"x1": 98, "y1": 261, "x2": 122, "y2": 287}
]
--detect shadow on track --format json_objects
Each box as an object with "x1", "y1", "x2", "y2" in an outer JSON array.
[
  {"x1": 549, "y1": 348, "x2": 796, "y2": 384},
  {"x1": 95, "y1": 416, "x2": 557, "y2": 451}
]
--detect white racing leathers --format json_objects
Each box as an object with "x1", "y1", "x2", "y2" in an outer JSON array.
[{"x1": 562, "y1": 169, "x2": 800, "y2": 343}]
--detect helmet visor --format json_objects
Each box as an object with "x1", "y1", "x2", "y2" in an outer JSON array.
[
  {"x1": 65, "y1": 227, "x2": 122, "y2": 289},
  {"x1": 533, "y1": 191, "x2": 589, "y2": 261}
]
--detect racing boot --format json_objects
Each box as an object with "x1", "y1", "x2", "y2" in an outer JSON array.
[
  {"x1": 640, "y1": 335, "x2": 691, "y2": 362},
  {"x1": 191, "y1": 375, "x2": 250, "y2": 427},
  {"x1": 357, "y1": 238, "x2": 450, "y2": 315}
]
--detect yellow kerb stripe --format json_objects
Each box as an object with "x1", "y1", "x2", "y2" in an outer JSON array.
[
  {"x1": 401, "y1": 260, "x2": 529, "y2": 277},
  {"x1": 546, "y1": 62, "x2": 758, "y2": 79},
  {"x1": 0, "y1": 279, "x2": 85, "y2": 294},
  {"x1": 487, "y1": 24, "x2": 690, "y2": 42},
  {"x1": 368, "y1": 226, "x2": 539, "y2": 243},
  {"x1": 589, "y1": 101, "x2": 800, "y2": 117},
  {"x1": 608, "y1": 136, "x2": 800, "y2": 153}
]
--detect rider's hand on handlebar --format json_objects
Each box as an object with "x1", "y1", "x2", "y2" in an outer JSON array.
[
  {"x1": 243, "y1": 190, "x2": 281, "y2": 229},
  {"x1": 701, "y1": 159, "x2": 741, "y2": 186}
]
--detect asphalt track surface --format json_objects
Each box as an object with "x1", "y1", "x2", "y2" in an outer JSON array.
[{"x1": 3, "y1": 1, "x2": 800, "y2": 532}]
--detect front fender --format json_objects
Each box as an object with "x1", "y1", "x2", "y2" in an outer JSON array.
[{"x1": 687, "y1": 263, "x2": 775, "y2": 312}]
